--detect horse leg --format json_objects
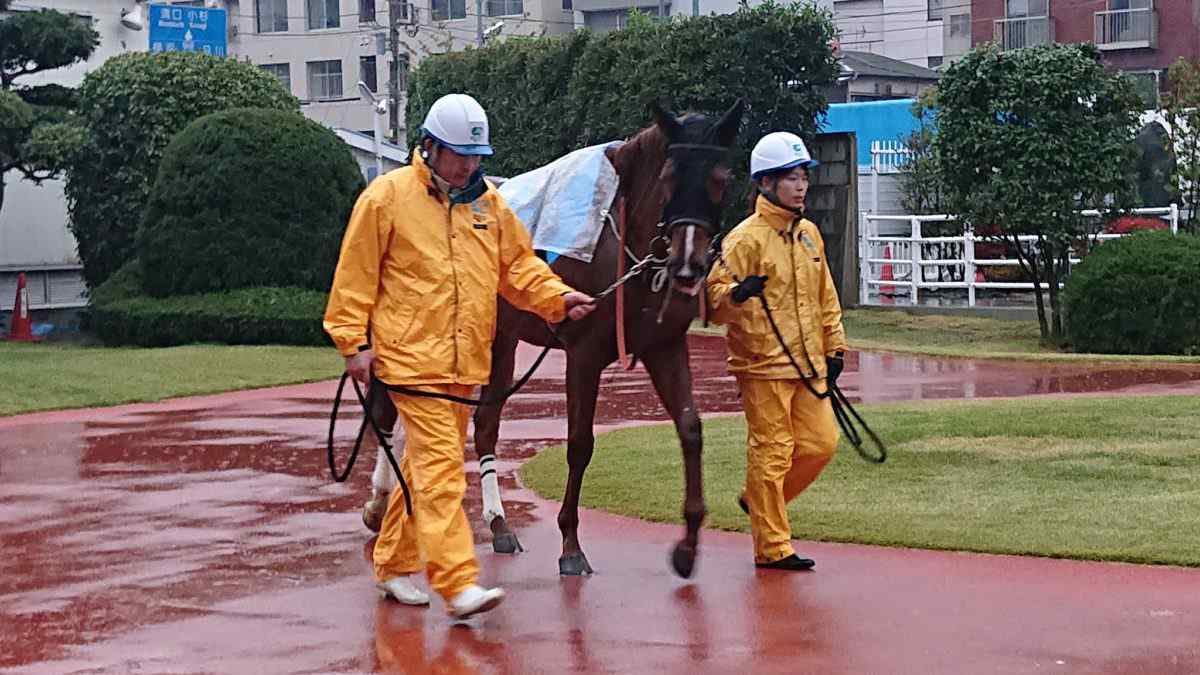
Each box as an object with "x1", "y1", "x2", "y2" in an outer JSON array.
[
  {"x1": 558, "y1": 354, "x2": 604, "y2": 576},
  {"x1": 363, "y1": 377, "x2": 401, "y2": 533},
  {"x1": 473, "y1": 330, "x2": 523, "y2": 554},
  {"x1": 642, "y1": 343, "x2": 705, "y2": 578}
]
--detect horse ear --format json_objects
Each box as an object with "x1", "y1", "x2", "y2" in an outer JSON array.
[
  {"x1": 715, "y1": 99, "x2": 746, "y2": 147},
  {"x1": 650, "y1": 101, "x2": 684, "y2": 141}
]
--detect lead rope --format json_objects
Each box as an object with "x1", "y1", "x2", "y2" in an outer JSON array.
[{"x1": 712, "y1": 234, "x2": 886, "y2": 464}]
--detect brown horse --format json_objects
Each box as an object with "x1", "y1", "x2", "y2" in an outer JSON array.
[
  {"x1": 359, "y1": 101, "x2": 744, "y2": 578},
  {"x1": 475, "y1": 101, "x2": 744, "y2": 578}
]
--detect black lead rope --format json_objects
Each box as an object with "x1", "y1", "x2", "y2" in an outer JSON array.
[
  {"x1": 711, "y1": 232, "x2": 887, "y2": 464},
  {"x1": 326, "y1": 320, "x2": 566, "y2": 511},
  {"x1": 754, "y1": 293, "x2": 887, "y2": 464},
  {"x1": 327, "y1": 371, "x2": 412, "y2": 513}
]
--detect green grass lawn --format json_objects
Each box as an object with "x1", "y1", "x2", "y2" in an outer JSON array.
[
  {"x1": 521, "y1": 395, "x2": 1200, "y2": 566},
  {"x1": 1, "y1": 342, "x2": 342, "y2": 416},
  {"x1": 695, "y1": 309, "x2": 1200, "y2": 363}
]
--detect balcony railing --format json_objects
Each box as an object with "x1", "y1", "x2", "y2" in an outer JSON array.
[
  {"x1": 994, "y1": 15, "x2": 1054, "y2": 50},
  {"x1": 1094, "y1": 7, "x2": 1157, "y2": 50}
]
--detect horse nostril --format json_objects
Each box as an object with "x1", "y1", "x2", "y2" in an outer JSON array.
[{"x1": 674, "y1": 267, "x2": 696, "y2": 281}]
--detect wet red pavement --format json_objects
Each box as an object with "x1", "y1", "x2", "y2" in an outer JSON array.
[{"x1": 2, "y1": 336, "x2": 1199, "y2": 674}]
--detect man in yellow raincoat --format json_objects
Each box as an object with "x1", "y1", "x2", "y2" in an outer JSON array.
[
  {"x1": 706, "y1": 131, "x2": 848, "y2": 571},
  {"x1": 324, "y1": 93, "x2": 595, "y2": 618}
]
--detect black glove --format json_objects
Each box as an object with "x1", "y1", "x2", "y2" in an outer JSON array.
[
  {"x1": 731, "y1": 275, "x2": 768, "y2": 304},
  {"x1": 825, "y1": 353, "x2": 845, "y2": 386}
]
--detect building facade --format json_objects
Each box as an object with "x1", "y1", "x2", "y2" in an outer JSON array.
[
  {"x1": 957, "y1": 0, "x2": 1200, "y2": 101},
  {"x1": 231, "y1": 0, "x2": 575, "y2": 135},
  {"x1": 833, "y1": 0, "x2": 945, "y2": 69}
]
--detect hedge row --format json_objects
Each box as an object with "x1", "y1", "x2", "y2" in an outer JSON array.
[
  {"x1": 406, "y1": 2, "x2": 839, "y2": 198},
  {"x1": 90, "y1": 283, "x2": 328, "y2": 348}
]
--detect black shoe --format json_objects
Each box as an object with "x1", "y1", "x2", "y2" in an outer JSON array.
[
  {"x1": 755, "y1": 554, "x2": 816, "y2": 571},
  {"x1": 737, "y1": 495, "x2": 749, "y2": 515}
]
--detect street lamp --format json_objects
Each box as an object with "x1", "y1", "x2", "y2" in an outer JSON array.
[{"x1": 357, "y1": 80, "x2": 389, "y2": 180}]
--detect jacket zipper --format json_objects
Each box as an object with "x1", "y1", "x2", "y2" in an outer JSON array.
[
  {"x1": 447, "y1": 201, "x2": 461, "y2": 381},
  {"x1": 786, "y1": 217, "x2": 812, "y2": 378}
]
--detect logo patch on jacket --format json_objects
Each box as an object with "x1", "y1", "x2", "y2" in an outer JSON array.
[{"x1": 473, "y1": 221, "x2": 488, "y2": 230}]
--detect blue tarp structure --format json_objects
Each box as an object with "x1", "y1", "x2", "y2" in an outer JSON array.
[{"x1": 819, "y1": 99, "x2": 921, "y2": 168}]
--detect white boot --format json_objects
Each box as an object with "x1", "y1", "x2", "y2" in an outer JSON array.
[
  {"x1": 448, "y1": 584, "x2": 505, "y2": 619},
  {"x1": 377, "y1": 575, "x2": 431, "y2": 606}
]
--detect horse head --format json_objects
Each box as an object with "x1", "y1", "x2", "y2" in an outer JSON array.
[{"x1": 651, "y1": 99, "x2": 744, "y2": 296}]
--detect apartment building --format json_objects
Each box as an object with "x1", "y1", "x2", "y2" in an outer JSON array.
[
  {"x1": 833, "y1": 0, "x2": 946, "y2": 69},
  {"x1": 229, "y1": 0, "x2": 573, "y2": 134},
  {"x1": 952, "y1": 1, "x2": 1200, "y2": 102}
]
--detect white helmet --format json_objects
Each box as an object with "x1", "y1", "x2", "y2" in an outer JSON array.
[
  {"x1": 750, "y1": 131, "x2": 819, "y2": 179},
  {"x1": 421, "y1": 93, "x2": 493, "y2": 156}
]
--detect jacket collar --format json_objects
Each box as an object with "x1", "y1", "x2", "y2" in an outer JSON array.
[
  {"x1": 412, "y1": 150, "x2": 488, "y2": 205},
  {"x1": 412, "y1": 151, "x2": 440, "y2": 191},
  {"x1": 755, "y1": 194, "x2": 804, "y2": 231}
]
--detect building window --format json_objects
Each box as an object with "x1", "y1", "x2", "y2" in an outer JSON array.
[
  {"x1": 431, "y1": 0, "x2": 466, "y2": 21},
  {"x1": 307, "y1": 0, "x2": 341, "y2": 29},
  {"x1": 389, "y1": 56, "x2": 409, "y2": 93},
  {"x1": 927, "y1": 56, "x2": 943, "y2": 69},
  {"x1": 562, "y1": 0, "x2": 571, "y2": 9},
  {"x1": 308, "y1": 60, "x2": 343, "y2": 100},
  {"x1": 487, "y1": 0, "x2": 522, "y2": 16},
  {"x1": 1005, "y1": 0, "x2": 1048, "y2": 18},
  {"x1": 260, "y1": 63, "x2": 292, "y2": 92},
  {"x1": 1124, "y1": 70, "x2": 1160, "y2": 108},
  {"x1": 948, "y1": 13, "x2": 969, "y2": 37},
  {"x1": 360, "y1": 55, "x2": 377, "y2": 93},
  {"x1": 256, "y1": 0, "x2": 288, "y2": 32},
  {"x1": 928, "y1": 0, "x2": 943, "y2": 21},
  {"x1": 1109, "y1": 0, "x2": 1152, "y2": 9},
  {"x1": 359, "y1": 0, "x2": 376, "y2": 22}
]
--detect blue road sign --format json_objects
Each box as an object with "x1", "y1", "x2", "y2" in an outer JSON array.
[{"x1": 148, "y1": 4, "x2": 228, "y2": 57}]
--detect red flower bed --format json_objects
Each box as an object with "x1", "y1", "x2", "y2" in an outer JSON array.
[{"x1": 1103, "y1": 216, "x2": 1169, "y2": 235}]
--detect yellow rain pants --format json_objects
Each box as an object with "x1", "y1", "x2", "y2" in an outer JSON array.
[
  {"x1": 738, "y1": 376, "x2": 838, "y2": 564},
  {"x1": 372, "y1": 384, "x2": 477, "y2": 601}
]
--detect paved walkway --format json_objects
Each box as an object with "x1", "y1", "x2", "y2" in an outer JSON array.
[{"x1": 2, "y1": 337, "x2": 1199, "y2": 673}]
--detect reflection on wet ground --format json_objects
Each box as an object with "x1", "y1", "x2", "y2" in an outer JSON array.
[{"x1": 1, "y1": 337, "x2": 1198, "y2": 673}]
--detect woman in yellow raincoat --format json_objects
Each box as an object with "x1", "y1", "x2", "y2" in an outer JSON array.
[
  {"x1": 324, "y1": 94, "x2": 595, "y2": 618},
  {"x1": 706, "y1": 131, "x2": 848, "y2": 571}
]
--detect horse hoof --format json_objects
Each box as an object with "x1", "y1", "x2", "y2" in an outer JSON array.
[
  {"x1": 362, "y1": 498, "x2": 386, "y2": 533},
  {"x1": 558, "y1": 552, "x2": 594, "y2": 576},
  {"x1": 670, "y1": 542, "x2": 697, "y2": 579},
  {"x1": 493, "y1": 532, "x2": 524, "y2": 555}
]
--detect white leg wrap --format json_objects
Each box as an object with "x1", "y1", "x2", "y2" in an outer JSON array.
[
  {"x1": 371, "y1": 424, "x2": 403, "y2": 494},
  {"x1": 479, "y1": 454, "x2": 505, "y2": 525}
]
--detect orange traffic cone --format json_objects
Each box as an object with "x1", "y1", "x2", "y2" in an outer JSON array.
[
  {"x1": 880, "y1": 244, "x2": 895, "y2": 296},
  {"x1": 6, "y1": 272, "x2": 38, "y2": 342}
]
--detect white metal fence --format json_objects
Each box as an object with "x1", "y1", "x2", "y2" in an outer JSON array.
[{"x1": 858, "y1": 206, "x2": 1181, "y2": 307}]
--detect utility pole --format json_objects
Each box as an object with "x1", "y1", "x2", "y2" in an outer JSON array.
[
  {"x1": 475, "y1": 0, "x2": 484, "y2": 46},
  {"x1": 387, "y1": 0, "x2": 402, "y2": 143}
]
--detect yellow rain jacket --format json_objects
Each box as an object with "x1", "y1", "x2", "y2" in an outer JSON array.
[
  {"x1": 706, "y1": 195, "x2": 848, "y2": 379},
  {"x1": 324, "y1": 152, "x2": 572, "y2": 385}
]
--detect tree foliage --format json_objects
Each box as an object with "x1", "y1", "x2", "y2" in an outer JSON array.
[
  {"x1": 406, "y1": 2, "x2": 839, "y2": 216},
  {"x1": 1163, "y1": 57, "x2": 1200, "y2": 234},
  {"x1": 898, "y1": 88, "x2": 945, "y2": 217},
  {"x1": 62, "y1": 51, "x2": 299, "y2": 288},
  {"x1": 933, "y1": 42, "x2": 1143, "y2": 343},
  {"x1": 0, "y1": 7, "x2": 98, "y2": 212},
  {"x1": 138, "y1": 108, "x2": 364, "y2": 297}
]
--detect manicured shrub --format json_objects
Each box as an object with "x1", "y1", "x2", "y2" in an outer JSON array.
[
  {"x1": 1063, "y1": 231, "x2": 1200, "y2": 355},
  {"x1": 137, "y1": 108, "x2": 363, "y2": 297}
]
